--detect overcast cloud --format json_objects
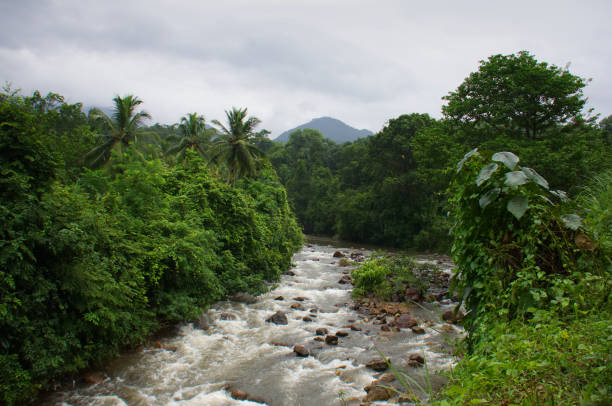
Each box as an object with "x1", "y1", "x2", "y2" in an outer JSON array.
[{"x1": 1, "y1": 0, "x2": 610, "y2": 137}]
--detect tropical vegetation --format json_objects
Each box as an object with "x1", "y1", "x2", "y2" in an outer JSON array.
[{"x1": 0, "y1": 89, "x2": 301, "y2": 405}]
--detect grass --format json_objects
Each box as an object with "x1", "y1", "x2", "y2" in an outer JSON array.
[{"x1": 436, "y1": 311, "x2": 612, "y2": 405}]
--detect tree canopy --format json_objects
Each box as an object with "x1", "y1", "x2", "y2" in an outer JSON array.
[{"x1": 442, "y1": 51, "x2": 588, "y2": 139}]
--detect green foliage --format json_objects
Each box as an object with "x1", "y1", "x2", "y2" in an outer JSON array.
[
  {"x1": 0, "y1": 92, "x2": 301, "y2": 404},
  {"x1": 438, "y1": 312, "x2": 612, "y2": 405},
  {"x1": 351, "y1": 256, "x2": 424, "y2": 300},
  {"x1": 84, "y1": 95, "x2": 152, "y2": 168},
  {"x1": 449, "y1": 149, "x2": 610, "y2": 345},
  {"x1": 443, "y1": 51, "x2": 588, "y2": 139},
  {"x1": 210, "y1": 107, "x2": 266, "y2": 184}
]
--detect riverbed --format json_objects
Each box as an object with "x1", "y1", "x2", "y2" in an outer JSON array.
[{"x1": 43, "y1": 243, "x2": 461, "y2": 405}]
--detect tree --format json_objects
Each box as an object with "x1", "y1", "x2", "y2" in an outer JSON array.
[
  {"x1": 210, "y1": 107, "x2": 265, "y2": 184},
  {"x1": 84, "y1": 95, "x2": 151, "y2": 168},
  {"x1": 166, "y1": 112, "x2": 213, "y2": 161},
  {"x1": 443, "y1": 51, "x2": 588, "y2": 139}
]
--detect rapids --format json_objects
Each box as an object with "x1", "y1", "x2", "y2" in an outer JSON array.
[{"x1": 43, "y1": 243, "x2": 461, "y2": 405}]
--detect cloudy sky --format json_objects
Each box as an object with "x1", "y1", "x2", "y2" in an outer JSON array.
[{"x1": 1, "y1": 0, "x2": 610, "y2": 138}]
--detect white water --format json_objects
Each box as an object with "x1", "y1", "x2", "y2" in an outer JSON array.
[{"x1": 44, "y1": 244, "x2": 461, "y2": 406}]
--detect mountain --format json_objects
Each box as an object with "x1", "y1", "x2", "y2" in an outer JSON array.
[{"x1": 273, "y1": 117, "x2": 373, "y2": 144}]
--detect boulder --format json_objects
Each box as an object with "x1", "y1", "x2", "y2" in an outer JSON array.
[
  {"x1": 404, "y1": 287, "x2": 422, "y2": 302},
  {"x1": 231, "y1": 389, "x2": 248, "y2": 400},
  {"x1": 366, "y1": 358, "x2": 389, "y2": 372},
  {"x1": 407, "y1": 353, "x2": 425, "y2": 367},
  {"x1": 396, "y1": 314, "x2": 417, "y2": 328},
  {"x1": 333, "y1": 250, "x2": 345, "y2": 258},
  {"x1": 363, "y1": 386, "x2": 391, "y2": 402},
  {"x1": 83, "y1": 371, "x2": 105, "y2": 385},
  {"x1": 338, "y1": 275, "x2": 352, "y2": 284},
  {"x1": 293, "y1": 345, "x2": 309, "y2": 357},
  {"x1": 325, "y1": 335, "x2": 339, "y2": 345},
  {"x1": 230, "y1": 292, "x2": 257, "y2": 304},
  {"x1": 266, "y1": 311, "x2": 288, "y2": 325},
  {"x1": 316, "y1": 327, "x2": 329, "y2": 336},
  {"x1": 194, "y1": 313, "x2": 210, "y2": 330},
  {"x1": 442, "y1": 310, "x2": 465, "y2": 324}
]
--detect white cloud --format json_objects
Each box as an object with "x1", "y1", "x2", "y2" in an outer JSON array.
[{"x1": 1, "y1": 0, "x2": 611, "y2": 137}]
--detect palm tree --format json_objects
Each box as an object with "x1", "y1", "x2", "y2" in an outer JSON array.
[
  {"x1": 166, "y1": 113, "x2": 212, "y2": 161},
  {"x1": 84, "y1": 95, "x2": 151, "y2": 168},
  {"x1": 210, "y1": 107, "x2": 265, "y2": 184}
]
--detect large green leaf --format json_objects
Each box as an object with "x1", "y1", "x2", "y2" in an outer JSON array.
[
  {"x1": 492, "y1": 151, "x2": 519, "y2": 170},
  {"x1": 507, "y1": 196, "x2": 528, "y2": 219},
  {"x1": 521, "y1": 167, "x2": 549, "y2": 189},
  {"x1": 479, "y1": 188, "x2": 501, "y2": 208},
  {"x1": 476, "y1": 163, "x2": 499, "y2": 186},
  {"x1": 505, "y1": 171, "x2": 529, "y2": 187},
  {"x1": 456, "y1": 148, "x2": 479, "y2": 173},
  {"x1": 561, "y1": 213, "x2": 582, "y2": 230}
]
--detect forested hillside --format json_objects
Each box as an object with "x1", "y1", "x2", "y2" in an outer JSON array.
[
  {"x1": 0, "y1": 91, "x2": 302, "y2": 404},
  {"x1": 264, "y1": 51, "x2": 611, "y2": 252}
]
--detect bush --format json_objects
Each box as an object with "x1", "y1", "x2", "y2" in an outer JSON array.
[
  {"x1": 351, "y1": 256, "x2": 425, "y2": 300},
  {"x1": 439, "y1": 311, "x2": 612, "y2": 405},
  {"x1": 449, "y1": 149, "x2": 610, "y2": 345}
]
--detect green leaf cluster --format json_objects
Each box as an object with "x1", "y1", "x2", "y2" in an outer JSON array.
[
  {"x1": 449, "y1": 149, "x2": 611, "y2": 345},
  {"x1": 0, "y1": 93, "x2": 301, "y2": 404}
]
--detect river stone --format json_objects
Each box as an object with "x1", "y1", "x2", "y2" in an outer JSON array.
[
  {"x1": 266, "y1": 311, "x2": 288, "y2": 325},
  {"x1": 407, "y1": 353, "x2": 425, "y2": 367},
  {"x1": 325, "y1": 335, "x2": 339, "y2": 345},
  {"x1": 396, "y1": 314, "x2": 417, "y2": 328},
  {"x1": 290, "y1": 303, "x2": 305, "y2": 310},
  {"x1": 333, "y1": 250, "x2": 345, "y2": 258},
  {"x1": 293, "y1": 296, "x2": 308, "y2": 301},
  {"x1": 220, "y1": 312, "x2": 237, "y2": 320},
  {"x1": 284, "y1": 270, "x2": 296, "y2": 276},
  {"x1": 231, "y1": 389, "x2": 248, "y2": 400},
  {"x1": 363, "y1": 386, "x2": 391, "y2": 402},
  {"x1": 194, "y1": 313, "x2": 210, "y2": 330},
  {"x1": 230, "y1": 292, "x2": 257, "y2": 304},
  {"x1": 313, "y1": 336, "x2": 324, "y2": 342},
  {"x1": 302, "y1": 316, "x2": 313, "y2": 322},
  {"x1": 349, "y1": 324, "x2": 361, "y2": 331},
  {"x1": 336, "y1": 330, "x2": 349, "y2": 337},
  {"x1": 293, "y1": 345, "x2": 309, "y2": 357},
  {"x1": 338, "y1": 275, "x2": 352, "y2": 284},
  {"x1": 83, "y1": 371, "x2": 105, "y2": 384},
  {"x1": 405, "y1": 287, "x2": 421, "y2": 302},
  {"x1": 366, "y1": 358, "x2": 389, "y2": 371},
  {"x1": 442, "y1": 309, "x2": 465, "y2": 324},
  {"x1": 274, "y1": 296, "x2": 284, "y2": 300},
  {"x1": 411, "y1": 326, "x2": 426, "y2": 334},
  {"x1": 316, "y1": 327, "x2": 329, "y2": 336}
]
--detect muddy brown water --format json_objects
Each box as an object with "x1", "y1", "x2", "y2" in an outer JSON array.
[{"x1": 42, "y1": 243, "x2": 462, "y2": 405}]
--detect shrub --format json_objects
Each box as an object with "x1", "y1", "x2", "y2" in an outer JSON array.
[{"x1": 449, "y1": 149, "x2": 610, "y2": 345}]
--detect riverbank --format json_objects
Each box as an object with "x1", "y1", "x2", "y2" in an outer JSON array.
[{"x1": 42, "y1": 243, "x2": 463, "y2": 405}]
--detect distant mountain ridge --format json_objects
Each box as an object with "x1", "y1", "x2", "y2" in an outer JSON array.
[{"x1": 273, "y1": 117, "x2": 373, "y2": 144}]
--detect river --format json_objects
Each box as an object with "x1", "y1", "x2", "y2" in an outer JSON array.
[{"x1": 43, "y1": 243, "x2": 461, "y2": 405}]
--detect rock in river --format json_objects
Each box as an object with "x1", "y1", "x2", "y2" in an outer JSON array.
[
  {"x1": 366, "y1": 358, "x2": 389, "y2": 372},
  {"x1": 266, "y1": 311, "x2": 288, "y2": 325},
  {"x1": 325, "y1": 335, "x2": 339, "y2": 345},
  {"x1": 293, "y1": 345, "x2": 309, "y2": 357}
]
